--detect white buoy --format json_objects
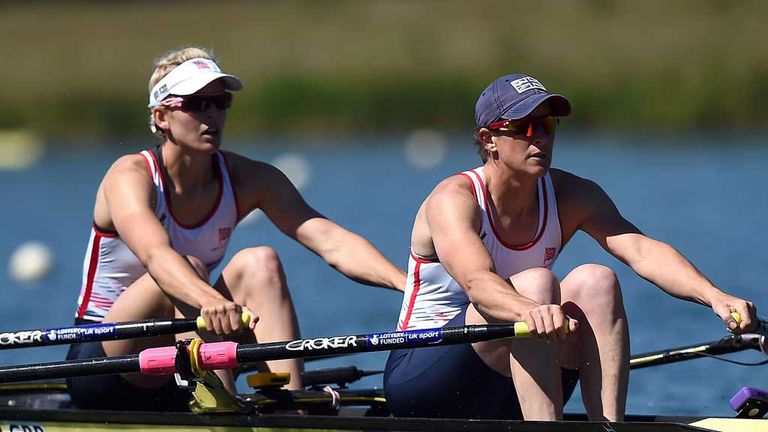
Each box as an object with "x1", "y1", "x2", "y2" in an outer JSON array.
[
  {"x1": 273, "y1": 153, "x2": 311, "y2": 190},
  {"x1": 404, "y1": 129, "x2": 447, "y2": 169},
  {"x1": 0, "y1": 130, "x2": 45, "y2": 170},
  {"x1": 9, "y1": 241, "x2": 54, "y2": 284}
]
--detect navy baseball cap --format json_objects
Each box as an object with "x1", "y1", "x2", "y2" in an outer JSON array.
[{"x1": 475, "y1": 74, "x2": 571, "y2": 128}]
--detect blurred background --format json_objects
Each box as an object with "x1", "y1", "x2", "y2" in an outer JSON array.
[{"x1": 0, "y1": 0, "x2": 766, "y2": 418}]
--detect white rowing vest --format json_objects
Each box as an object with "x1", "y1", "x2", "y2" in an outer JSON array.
[
  {"x1": 75, "y1": 149, "x2": 239, "y2": 321},
  {"x1": 396, "y1": 167, "x2": 562, "y2": 331}
]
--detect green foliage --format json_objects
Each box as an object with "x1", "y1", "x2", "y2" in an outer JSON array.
[{"x1": 1, "y1": 1, "x2": 768, "y2": 139}]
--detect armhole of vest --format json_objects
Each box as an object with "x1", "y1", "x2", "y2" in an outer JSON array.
[
  {"x1": 140, "y1": 151, "x2": 153, "y2": 178},
  {"x1": 92, "y1": 222, "x2": 118, "y2": 237},
  {"x1": 463, "y1": 170, "x2": 485, "y2": 236},
  {"x1": 457, "y1": 172, "x2": 477, "y2": 200},
  {"x1": 139, "y1": 149, "x2": 163, "y2": 215},
  {"x1": 218, "y1": 151, "x2": 242, "y2": 222}
]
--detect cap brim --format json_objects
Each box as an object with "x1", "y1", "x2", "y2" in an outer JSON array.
[
  {"x1": 501, "y1": 93, "x2": 571, "y2": 120},
  {"x1": 172, "y1": 73, "x2": 243, "y2": 96}
]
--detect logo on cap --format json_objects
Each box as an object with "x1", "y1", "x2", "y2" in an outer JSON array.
[
  {"x1": 192, "y1": 60, "x2": 211, "y2": 70},
  {"x1": 510, "y1": 77, "x2": 546, "y2": 94},
  {"x1": 154, "y1": 84, "x2": 169, "y2": 102}
]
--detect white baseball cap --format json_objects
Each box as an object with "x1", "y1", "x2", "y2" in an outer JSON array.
[{"x1": 148, "y1": 58, "x2": 243, "y2": 107}]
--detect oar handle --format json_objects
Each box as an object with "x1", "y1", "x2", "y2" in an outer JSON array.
[{"x1": 195, "y1": 312, "x2": 252, "y2": 332}]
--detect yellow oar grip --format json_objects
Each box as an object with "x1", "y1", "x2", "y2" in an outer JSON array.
[
  {"x1": 513, "y1": 319, "x2": 570, "y2": 337},
  {"x1": 514, "y1": 322, "x2": 531, "y2": 337},
  {"x1": 195, "y1": 312, "x2": 251, "y2": 332}
]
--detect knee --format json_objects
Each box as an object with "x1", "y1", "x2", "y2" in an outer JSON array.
[
  {"x1": 185, "y1": 256, "x2": 209, "y2": 280},
  {"x1": 229, "y1": 247, "x2": 286, "y2": 288},
  {"x1": 567, "y1": 264, "x2": 621, "y2": 302},
  {"x1": 511, "y1": 267, "x2": 559, "y2": 304}
]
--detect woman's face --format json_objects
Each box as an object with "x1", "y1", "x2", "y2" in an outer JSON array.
[{"x1": 154, "y1": 79, "x2": 230, "y2": 152}]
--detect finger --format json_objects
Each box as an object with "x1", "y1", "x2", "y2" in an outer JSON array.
[
  {"x1": 531, "y1": 313, "x2": 547, "y2": 340},
  {"x1": 734, "y1": 306, "x2": 754, "y2": 332},
  {"x1": 209, "y1": 312, "x2": 224, "y2": 335},
  {"x1": 725, "y1": 311, "x2": 740, "y2": 332},
  {"x1": 552, "y1": 313, "x2": 567, "y2": 341},
  {"x1": 200, "y1": 308, "x2": 216, "y2": 334},
  {"x1": 567, "y1": 317, "x2": 579, "y2": 334},
  {"x1": 229, "y1": 309, "x2": 243, "y2": 333},
  {"x1": 542, "y1": 312, "x2": 557, "y2": 342},
  {"x1": 243, "y1": 308, "x2": 258, "y2": 330}
]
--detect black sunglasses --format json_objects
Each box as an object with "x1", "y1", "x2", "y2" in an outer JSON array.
[{"x1": 170, "y1": 92, "x2": 233, "y2": 112}]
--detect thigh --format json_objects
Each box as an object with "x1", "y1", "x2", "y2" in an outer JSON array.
[
  {"x1": 65, "y1": 340, "x2": 190, "y2": 411},
  {"x1": 101, "y1": 272, "x2": 177, "y2": 357},
  {"x1": 384, "y1": 310, "x2": 523, "y2": 420}
]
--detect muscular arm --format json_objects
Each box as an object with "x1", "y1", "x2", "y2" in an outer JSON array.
[
  {"x1": 568, "y1": 172, "x2": 756, "y2": 331},
  {"x1": 101, "y1": 156, "x2": 239, "y2": 329},
  {"x1": 232, "y1": 154, "x2": 405, "y2": 291}
]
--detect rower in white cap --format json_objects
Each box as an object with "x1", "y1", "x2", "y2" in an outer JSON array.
[{"x1": 66, "y1": 46, "x2": 405, "y2": 411}]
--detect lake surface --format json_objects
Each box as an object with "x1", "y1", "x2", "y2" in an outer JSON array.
[{"x1": 0, "y1": 131, "x2": 765, "y2": 416}]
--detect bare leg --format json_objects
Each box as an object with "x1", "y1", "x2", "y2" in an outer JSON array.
[
  {"x1": 466, "y1": 267, "x2": 563, "y2": 420},
  {"x1": 216, "y1": 247, "x2": 303, "y2": 390},
  {"x1": 103, "y1": 256, "x2": 237, "y2": 391},
  {"x1": 559, "y1": 264, "x2": 628, "y2": 421}
]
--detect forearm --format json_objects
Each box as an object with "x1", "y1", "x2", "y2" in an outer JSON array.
[
  {"x1": 465, "y1": 274, "x2": 539, "y2": 322},
  {"x1": 144, "y1": 247, "x2": 226, "y2": 308},
  {"x1": 625, "y1": 237, "x2": 719, "y2": 305},
  {"x1": 319, "y1": 229, "x2": 405, "y2": 291}
]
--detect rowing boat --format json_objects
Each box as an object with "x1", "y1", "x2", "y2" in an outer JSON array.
[
  {"x1": 0, "y1": 318, "x2": 764, "y2": 432},
  {"x1": 0, "y1": 388, "x2": 764, "y2": 432}
]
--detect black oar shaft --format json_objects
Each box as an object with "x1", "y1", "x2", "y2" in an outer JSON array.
[
  {"x1": 0, "y1": 355, "x2": 140, "y2": 382},
  {"x1": 630, "y1": 334, "x2": 762, "y2": 369},
  {"x1": 235, "y1": 324, "x2": 525, "y2": 363},
  {"x1": 0, "y1": 319, "x2": 199, "y2": 350}
]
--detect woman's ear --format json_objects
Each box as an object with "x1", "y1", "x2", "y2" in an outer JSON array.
[
  {"x1": 479, "y1": 128, "x2": 497, "y2": 154},
  {"x1": 152, "y1": 108, "x2": 170, "y2": 132}
]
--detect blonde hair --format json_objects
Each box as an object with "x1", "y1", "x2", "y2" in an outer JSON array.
[{"x1": 148, "y1": 47, "x2": 216, "y2": 138}]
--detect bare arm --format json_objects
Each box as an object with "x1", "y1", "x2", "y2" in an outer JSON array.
[
  {"x1": 235, "y1": 157, "x2": 405, "y2": 291},
  {"x1": 570, "y1": 174, "x2": 757, "y2": 332},
  {"x1": 426, "y1": 177, "x2": 571, "y2": 339},
  {"x1": 101, "y1": 156, "x2": 245, "y2": 334}
]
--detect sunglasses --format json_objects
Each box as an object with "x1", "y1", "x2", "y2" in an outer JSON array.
[
  {"x1": 160, "y1": 92, "x2": 233, "y2": 112},
  {"x1": 486, "y1": 116, "x2": 558, "y2": 137}
]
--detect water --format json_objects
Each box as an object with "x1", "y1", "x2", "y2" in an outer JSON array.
[{"x1": 0, "y1": 132, "x2": 765, "y2": 417}]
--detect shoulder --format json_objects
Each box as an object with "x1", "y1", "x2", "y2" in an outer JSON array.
[
  {"x1": 424, "y1": 173, "x2": 479, "y2": 220},
  {"x1": 550, "y1": 168, "x2": 618, "y2": 226},
  {"x1": 104, "y1": 154, "x2": 152, "y2": 182},
  {"x1": 220, "y1": 150, "x2": 285, "y2": 181},
  {"x1": 430, "y1": 172, "x2": 476, "y2": 202},
  {"x1": 551, "y1": 168, "x2": 607, "y2": 202}
]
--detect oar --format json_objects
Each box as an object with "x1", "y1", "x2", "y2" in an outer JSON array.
[
  {"x1": 0, "y1": 322, "x2": 533, "y2": 384},
  {"x1": 630, "y1": 317, "x2": 767, "y2": 370},
  {"x1": 0, "y1": 314, "x2": 251, "y2": 350}
]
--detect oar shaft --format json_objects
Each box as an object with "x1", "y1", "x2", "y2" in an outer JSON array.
[
  {"x1": 0, "y1": 323, "x2": 529, "y2": 383},
  {"x1": 0, "y1": 319, "x2": 198, "y2": 350},
  {"x1": 0, "y1": 314, "x2": 249, "y2": 350},
  {"x1": 0, "y1": 355, "x2": 140, "y2": 382},
  {"x1": 630, "y1": 332, "x2": 763, "y2": 370},
  {"x1": 235, "y1": 323, "x2": 528, "y2": 363}
]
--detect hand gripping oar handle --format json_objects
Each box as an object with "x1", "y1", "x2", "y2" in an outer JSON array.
[
  {"x1": 0, "y1": 313, "x2": 251, "y2": 350},
  {"x1": 0, "y1": 322, "x2": 531, "y2": 383}
]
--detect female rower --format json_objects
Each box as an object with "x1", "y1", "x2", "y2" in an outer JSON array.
[{"x1": 66, "y1": 47, "x2": 405, "y2": 411}]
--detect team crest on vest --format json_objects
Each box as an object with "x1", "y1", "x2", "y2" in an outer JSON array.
[
  {"x1": 544, "y1": 247, "x2": 557, "y2": 265},
  {"x1": 219, "y1": 227, "x2": 232, "y2": 243}
]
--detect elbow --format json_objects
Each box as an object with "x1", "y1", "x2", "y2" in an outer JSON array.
[{"x1": 463, "y1": 274, "x2": 486, "y2": 305}]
